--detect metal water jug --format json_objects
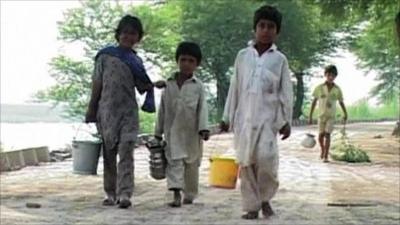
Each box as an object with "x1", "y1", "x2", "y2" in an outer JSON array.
[
  {"x1": 301, "y1": 133, "x2": 316, "y2": 148},
  {"x1": 145, "y1": 138, "x2": 167, "y2": 180}
]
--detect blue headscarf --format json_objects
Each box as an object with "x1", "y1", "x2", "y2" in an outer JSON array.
[{"x1": 95, "y1": 46, "x2": 155, "y2": 113}]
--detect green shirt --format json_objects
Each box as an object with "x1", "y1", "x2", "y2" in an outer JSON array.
[{"x1": 312, "y1": 83, "x2": 343, "y2": 119}]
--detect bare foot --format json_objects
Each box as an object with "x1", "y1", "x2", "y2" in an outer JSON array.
[
  {"x1": 261, "y1": 202, "x2": 274, "y2": 218},
  {"x1": 323, "y1": 158, "x2": 330, "y2": 163},
  {"x1": 241, "y1": 211, "x2": 258, "y2": 220}
]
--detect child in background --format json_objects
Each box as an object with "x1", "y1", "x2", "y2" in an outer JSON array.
[{"x1": 309, "y1": 65, "x2": 348, "y2": 162}]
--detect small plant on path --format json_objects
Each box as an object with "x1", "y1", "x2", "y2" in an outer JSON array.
[{"x1": 331, "y1": 126, "x2": 371, "y2": 163}]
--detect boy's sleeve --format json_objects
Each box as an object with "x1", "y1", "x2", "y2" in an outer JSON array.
[
  {"x1": 154, "y1": 89, "x2": 165, "y2": 137},
  {"x1": 222, "y1": 53, "x2": 240, "y2": 128},
  {"x1": 197, "y1": 84, "x2": 209, "y2": 132},
  {"x1": 277, "y1": 57, "x2": 293, "y2": 128}
]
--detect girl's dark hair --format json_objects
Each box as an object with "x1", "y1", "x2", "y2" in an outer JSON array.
[
  {"x1": 175, "y1": 42, "x2": 202, "y2": 65},
  {"x1": 325, "y1": 65, "x2": 338, "y2": 76},
  {"x1": 253, "y1": 5, "x2": 282, "y2": 33},
  {"x1": 115, "y1": 15, "x2": 144, "y2": 42}
]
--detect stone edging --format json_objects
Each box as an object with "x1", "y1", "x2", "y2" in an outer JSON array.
[{"x1": 0, "y1": 146, "x2": 50, "y2": 172}]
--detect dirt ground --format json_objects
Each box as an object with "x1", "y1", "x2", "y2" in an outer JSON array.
[{"x1": 1, "y1": 122, "x2": 399, "y2": 225}]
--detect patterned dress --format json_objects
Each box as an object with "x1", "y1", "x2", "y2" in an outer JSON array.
[{"x1": 94, "y1": 54, "x2": 148, "y2": 150}]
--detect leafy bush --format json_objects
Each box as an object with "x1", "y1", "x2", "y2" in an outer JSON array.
[
  {"x1": 331, "y1": 143, "x2": 371, "y2": 163},
  {"x1": 330, "y1": 127, "x2": 371, "y2": 163},
  {"x1": 140, "y1": 111, "x2": 156, "y2": 134}
]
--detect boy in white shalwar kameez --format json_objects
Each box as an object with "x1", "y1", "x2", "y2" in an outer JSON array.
[
  {"x1": 220, "y1": 5, "x2": 293, "y2": 220},
  {"x1": 155, "y1": 42, "x2": 209, "y2": 207}
]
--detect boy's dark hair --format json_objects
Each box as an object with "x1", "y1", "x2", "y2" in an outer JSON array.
[
  {"x1": 175, "y1": 42, "x2": 202, "y2": 65},
  {"x1": 115, "y1": 15, "x2": 144, "y2": 42},
  {"x1": 396, "y1": 11, "x2": 400, "y2": 25},
  {"x1": 253, "y1": 5, "x2": 282, "y2": 33},
  {"x1": 325, "y1": 65, "x2": 338, "y2": 76}
]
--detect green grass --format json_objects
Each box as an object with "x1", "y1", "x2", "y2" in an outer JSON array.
[
  {"x1": 139, "y1": 111, "x2": 156, "y2": 134},
  {"x1": 331, "y1": 145, "x2": 371, "y2": 163},
  {"x1": 346, "y1": 99, "x2": 399, "y2": 120},
  {"x1": 304, "y1": 98, "x2": 399, "y2": 121}
]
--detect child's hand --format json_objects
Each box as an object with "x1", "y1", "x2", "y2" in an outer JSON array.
[
  {"x1": 219, "y1": 121, "x2": 229, "y2": 133},
  {"x1": 154, "y1": 135, "x2": 163, "y2": 141},
  {"x1": 154, "y1": 80, "x2": 166, "y2": 89},
  {"x1": 199, "y1": 130, "x2": 210, "y2": 141},
  {"x1": 279, "y1": 123, "x2": 291, "y2": 140}
]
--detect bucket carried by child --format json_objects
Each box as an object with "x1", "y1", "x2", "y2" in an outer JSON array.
[
  {"x1": 72, "y1": 140, "x2": 101, "y2": 175},
  {"x1": 72, "y1": 124, "x2": 102, "y2": 175},
  {"x1": 209, "y1": 154, "x2": 239, "y2": 189},
  {"x1": 208, "y1": 135, "x2": 239, "y2": 189}
]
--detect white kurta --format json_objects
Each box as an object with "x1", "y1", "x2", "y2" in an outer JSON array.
[
  {"x1": 223, "y1": 43, "x2": 293, "y2": 211},
  {"x1": 155, "y1": 75, "x2": 208, "y2": 197},
  {"x1": 155, "y1": 75, "x2": 208, "y2": 164},
  {"x1": 223, "y1": 43, "x2": 293, "y2": 166}
]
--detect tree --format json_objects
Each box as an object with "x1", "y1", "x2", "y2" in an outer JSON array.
[
  {"x1": 36, "y1": 0, "x2": 180, "y2": 120},
  {"x1": 135, "y1": 1, "x2": 182, "y2": 69},
  {"x1": 35, "y1": 0, "x2": 177, "y2": 132},
  {"x1": 178, "y1": 0, "x2": 255, "y2": 119},
  {"x1": 255, "y1": 0, "x2": 340, "y2": 119},
  {"x1": 352, "y1": 3, "x2": 399, "y2": 102},
  {"x1": 178, "y1": 0, "x2": 341, "y2": 120},
  {"x1": 315, "y1": 0, "x2": 400, "y2": 102},
  {"x1": 36, "y1": 0, "x2": 125, "y2": 119},
  {"x1": 37, "y1": 0, "x2": 351, "y2": 126}
]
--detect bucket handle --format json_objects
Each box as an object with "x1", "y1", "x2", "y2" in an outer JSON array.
[
  {"x1": 73, "y1": 124, "x2": 83, "y2": 141},
  {"x1": 72, "y1": 141, "x2": 78, "y2": 149},
  {"x1": 73, "y1": 123, "x2": 100, "y2": 141},
  {"x1": 209, "y1": 133, "x2": 220, "y2": 159},
  {"x1": 209, "y1": 132, "x2": 229, "y2": 159}
]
